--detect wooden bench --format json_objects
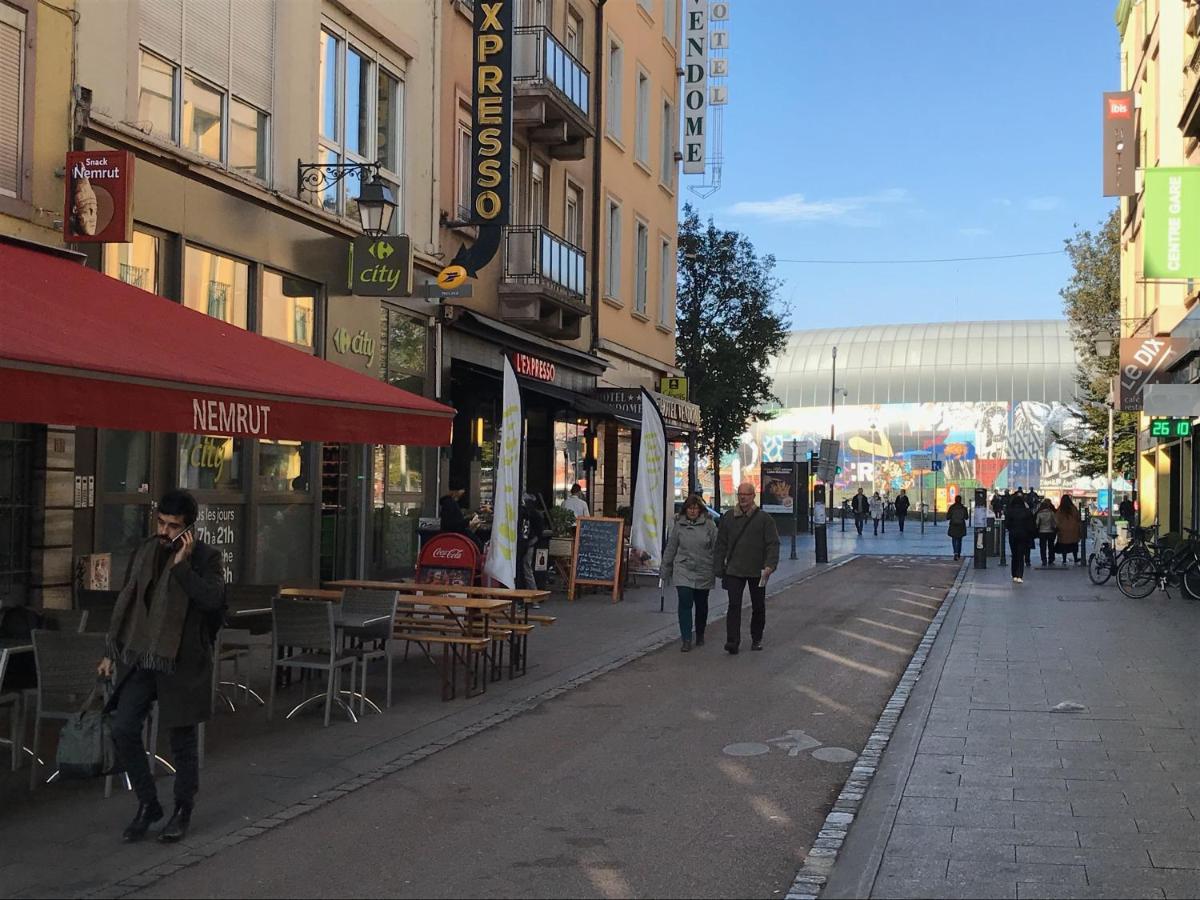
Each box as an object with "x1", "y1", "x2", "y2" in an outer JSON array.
[
  {"x1": 392, "y1": 615, "x2": 534, "y2": 680},
  {"x1": 390, "y1": 631, "x2": 490, "y2": 700}
]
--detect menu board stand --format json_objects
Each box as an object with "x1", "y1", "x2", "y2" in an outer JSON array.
[{"x1": 568, "y1": 516, "x2": 625, "y2": 603}]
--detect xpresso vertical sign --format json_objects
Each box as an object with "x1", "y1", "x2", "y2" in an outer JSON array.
[
  {"x1": 471, "y1": 0, "x2": 514, "y2": 225},
  {"x1": 683, "y1": 0, "x2": 707, "y2": 175}
]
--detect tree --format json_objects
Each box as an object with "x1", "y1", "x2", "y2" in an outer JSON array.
[
  {"x1": 1056, "y1": 208, "x2": 1137, "y2": 481},
  {"x1": 676, "y1": 204, "x2": 790, "y2": 509}
]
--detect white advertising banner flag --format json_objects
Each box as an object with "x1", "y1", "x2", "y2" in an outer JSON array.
[
  {"x1": 630, "y1": 388, "x2": 668, "y2": 567},
  {"x1": 483, "y1": 357, "x2": 521, "y2": 587},
  {"x1": 683, "y1": 0, "x2": 708, "y2": 174}
]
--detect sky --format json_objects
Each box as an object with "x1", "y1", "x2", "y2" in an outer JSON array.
[{"x1": 683, "y1": 0, "x2": 1120, "y2": 330}]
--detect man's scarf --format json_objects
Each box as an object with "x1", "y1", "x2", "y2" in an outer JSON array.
[{"x1": 106, "y1": 539, "x2": 189, "y2": 673}]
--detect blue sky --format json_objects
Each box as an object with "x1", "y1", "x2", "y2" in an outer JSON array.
[{"x1": 683, "y1": 0, "x2": 1119, "y2": 329}]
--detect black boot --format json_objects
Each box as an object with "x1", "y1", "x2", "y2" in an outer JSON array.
[
  {"x1": 724, "y1": 641, "x2": 739, "y2": 655},
  {"x1": 695, "y1": 633, "x2": 705, "y2": 647},
  {"x1": 121, "y1": 801, "x2": 164, "y2": 843},
  {"x1": 751, "y1": 640, "x2": 763, "y2": 651},
  {"x1": 157, "y1": 804, "x2": 192, "y2": 843},
  {"x1": 681, "y1": 638, "x2": 692, "y2": 653}
]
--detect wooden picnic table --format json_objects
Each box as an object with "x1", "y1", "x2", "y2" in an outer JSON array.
[{"x1": 279, "y1": 587, "x2": 343, "y2": 602}]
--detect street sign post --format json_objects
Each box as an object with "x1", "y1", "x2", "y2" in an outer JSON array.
[{"x1": 910, "y1": 452, "x2": 933, "y2": 534}]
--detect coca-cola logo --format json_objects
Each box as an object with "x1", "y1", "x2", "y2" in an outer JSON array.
[{"x1": 432, "y1": 547, "x2": 464, "y2": 560}]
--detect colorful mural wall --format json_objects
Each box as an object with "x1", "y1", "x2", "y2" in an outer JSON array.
[{"x1": 678, "y1": 401, "x2": 1129, "y2": 509}]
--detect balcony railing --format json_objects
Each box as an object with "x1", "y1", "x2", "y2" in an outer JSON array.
[
  {"x1": 513, "y1": 26, "x2": 590, "y2": 121},
  {"x1": 503, "y1": 225, "x2": 586, "y2": 300}
]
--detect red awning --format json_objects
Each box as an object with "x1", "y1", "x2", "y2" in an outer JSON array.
[{"x1": 0, "y1": 239, "x2": 453, "y2": 445}]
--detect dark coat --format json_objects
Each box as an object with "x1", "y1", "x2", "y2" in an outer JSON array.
[
  {"x1": 895, "y1": 495, "x2": 910, "y2": 515},
  {"x1": 714, "y1": 505, "x2": 780, "y2": 579},
  {"x1": 439, "y1": 494, "x2": 471, "y2": 535},
  {"x1": 1005, "y1": 501, "x2": 1037, "y2": 543},
  {"x1": 946, "y1": 503, "x2": 969, "y2": 538},
  {"x1": 117, "y1": 541, "x2": 226, "y2": 729},
  {"x1": 851, "y1": 493, "x2": 870, "y2": 515}
]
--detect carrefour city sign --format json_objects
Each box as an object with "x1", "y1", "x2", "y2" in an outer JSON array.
[{"x1": 350, "y1": 235, "x2": 413, "y2": 296}]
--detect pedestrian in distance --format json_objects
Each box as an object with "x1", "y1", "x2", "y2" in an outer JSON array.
[
  {"x1": 851, "y1": 488, "x2": 869, "y2": 535},
  {"x1": 1001, "y1": 488, "x2": 1012, "y2": 516},
  {"x1": 895, "y1": 489, "x2": 910, "y2": 532},
  {"x1": 990, "y1": 491, "x2": 1004, "y2": 518},
  {"x1": 97, "y1": 489, "x2": 226, "y2": 845},
  {"x1": 715, "y1": 482, "x2": 780, "y2": 654},
  {"x1": 561, "y1": 482, "x2": 589, "y2": 520},
  {"x1": 1054, "y1": 495, "x2": 1082, "y2": 566},
  {"x1": 518, "y1": 493, "x2": 545, "y2": 591},
  {"x1": 946, "y1": 495, "x2": 969, "y2": 560},
  {"x1": 662, "y1": 494, "x2": 718, "y2": 652},
  {"x1": 869, "y1": 491, "x2": 884, "y2": 535},
  {"x1": 1118, "y1": 494, "x2": 1135, "y2": 524},
  {"x1": 1035, "y1": 498, "x2": 1058, "y2": 567},
  {"x1": 439, "y1": 481, "x2": 483, "y2": 548},
  {"x1": 1005, "y1": 493, "x2": 1036, "y2": 583}
]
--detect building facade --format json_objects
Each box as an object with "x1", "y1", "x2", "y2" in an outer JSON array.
[
  {"x1": 1115, "y1": 0, "x2": 1200, "y2": 535},
  {"x1": 712, "y1": 321, "x2": 1105, "y2": 513}
]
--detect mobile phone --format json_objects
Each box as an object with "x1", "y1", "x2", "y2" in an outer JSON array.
[{"x1": 170, "y1": 525, "x2": 194, "y2": 549}]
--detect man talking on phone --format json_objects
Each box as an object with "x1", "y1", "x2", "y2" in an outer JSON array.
[{"x1": 97, "y1": 489, "x2": 225, "y2": 844}]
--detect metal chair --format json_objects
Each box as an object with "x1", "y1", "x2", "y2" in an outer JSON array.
[
  {"x1": 268, "y1": 597, "x2": 358, "y2": 727},
  {"x1": 38, "y1": 609, "x2": 90, "y2": 634},
  {"x1": 338, "y1": 589, "x2": 398, "y2": 714},
  {"x1": 1, "y1": 685, "x2": 21, "y2": 772},
  {"x1": 26, "y1": 630, "x2": 115, "y2": 794}
]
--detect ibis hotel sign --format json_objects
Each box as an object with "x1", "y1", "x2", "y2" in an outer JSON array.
[{"x1": 470, "y1": 0, "x2": 514, "y2": 224}]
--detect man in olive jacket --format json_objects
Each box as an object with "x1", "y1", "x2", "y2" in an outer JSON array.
[
  {"x1": 715, "y1": 482, "x2": 780, "y2": 654},
  {"x1": 98, "y1": 489, "x2": 226, "y2": 845}
]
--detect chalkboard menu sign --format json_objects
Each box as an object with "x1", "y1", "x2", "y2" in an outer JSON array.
[
  {"x1": 568, "y1": 516, "x2": 625, "y2": 602},
  {"x1": 195, "y1": 503, "x2": 241, "y2": 584}
]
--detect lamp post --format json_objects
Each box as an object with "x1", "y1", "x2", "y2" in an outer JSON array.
[
  {"x1": 1094, "y1": 334, "x2": 1117, "y2": 537},
  {"x1": 296, "y1": 160, "x2": 398, "y2": 237}
]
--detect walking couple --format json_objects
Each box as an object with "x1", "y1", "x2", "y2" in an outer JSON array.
[{"x1": 661, "y1": 483, "x2": 780, "y2": 655}]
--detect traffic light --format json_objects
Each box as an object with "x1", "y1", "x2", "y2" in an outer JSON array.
[{"x1": 835, "y1": 466, "x2": 842, "y2": 474}]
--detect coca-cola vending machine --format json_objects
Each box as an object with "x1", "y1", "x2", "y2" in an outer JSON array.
[{"x1": 416, "y1": 533, "x2": 480, "y2": 586}]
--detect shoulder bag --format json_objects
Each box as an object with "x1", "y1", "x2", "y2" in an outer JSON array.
[{"x1": 56, "y1": 680, "x2": 120, "y2": 779}]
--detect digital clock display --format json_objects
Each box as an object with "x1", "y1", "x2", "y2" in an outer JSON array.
[{"x1": 1151, "y1": 418, "x2": 1192, "y2": 438}]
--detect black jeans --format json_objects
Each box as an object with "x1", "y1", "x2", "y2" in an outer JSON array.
[
  {"x1": 1038, "y1": 534, "x2": 1054, "y2": 564},
  {"x1": 951, "y1": 535, "x2": 963, "y2": 557},
  {"x1": 724, "y1": 576, "x2": 766, "y2": 646},
  {"x1": 1010, "y1": 537, "x2": 1029, "y2": 579},
  {"x1": 111, "y1": 668, "x2": 199, "y2": 809},
  {"x1": 854, "y1": 514, "x2": 865, "y2": 535},
  {"x1": 897, "y1": 512, "x2": 907, "y2": 532}
]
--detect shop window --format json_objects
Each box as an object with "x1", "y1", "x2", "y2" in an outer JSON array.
[
  {"x1": 0, "y1": 423, "x2": 32, "y2": 607},
  {"x1": 102, "y1": 230, "x2": 159, "y2": 294},
  {"x1": 183, "y1": 245, "x2": 249, "y2": 329},
  {"x1": 370, "y1": 444, "x2": 422, "y2": 578},
  {"x1": 258, "y1": 440, "x2": 312, "y2": 493},
  {"x1": 554, "y1": 421, "x2": 588, "y2": 503},
  {"x1": 383, "y1": 308, "x2": 426, "y2": 394},
  {"x1": 177, "y1": 434, "x2": 243, "y2": 491},
  {"x1": 100, "y1": 430, "x2": 152, "y2": 494},
  {"x1": 317, "y1": 25, "x2": 404, "y2": 231},
  {"x1": 261, "y1": 271, "x2": 316, "y2": 350},
  {"x1": 98, "y1": 504, "x2": 152, "y2": 589},
  {"x1": 194, "y1": 502, "x2": 241, "y2": 583},
  {"x1": 256, "y1": 503, "x2": 311, "y2": 583}
]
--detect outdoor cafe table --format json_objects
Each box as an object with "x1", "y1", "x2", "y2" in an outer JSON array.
[{"x1": 325, "y1": 580, "x2": 547, "y2": 624}]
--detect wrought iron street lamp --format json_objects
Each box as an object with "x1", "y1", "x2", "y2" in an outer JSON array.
[{"x1": 297, "y1": 160, "x2": 397, "y2": 238}]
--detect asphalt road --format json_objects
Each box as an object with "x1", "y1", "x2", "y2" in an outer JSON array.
[{"x1": 139, "y1": 557, "x2": 960, "y2": 900}]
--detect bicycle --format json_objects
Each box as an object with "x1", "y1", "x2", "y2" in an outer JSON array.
[
  {"x1": 1115, "y1": 527, "x2": 1200, "y2": 599},
  {"x1": 1087, "y1": 524, "x2": 1153, "y2": 586}
]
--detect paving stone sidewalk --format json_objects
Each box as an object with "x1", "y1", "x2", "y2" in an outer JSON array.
[{"x1": 824, "y1": 560, "x2": 1200, "y2": 900}]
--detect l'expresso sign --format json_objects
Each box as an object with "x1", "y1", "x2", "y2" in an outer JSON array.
[{"x1": 470, "y1": 0, "x2": 513, "y2": 224}]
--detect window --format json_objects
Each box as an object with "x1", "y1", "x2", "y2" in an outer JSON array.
[
  {"x1": 566, "y1": 8, "x2": 584, "y2": 59},
  {"x1": 183, "y1": 245, "x2": 249, "y2": 329},
  {"x1": 135, "y1": 1, "x2": 273, "y2": 181},
  {"x1": 515, "y1": 0, "x2": 546, "y2": 27},
  {"x1": 0, "y1": 1, "x2": 28, "y2": 202},
  {"x1": 638, "y1": 0, "x2": 653, "y2": 16},
  {"x1": 606, "y1": 40, "x2": 623, "y2": 140},
  {"x1": 317, "y1": 26, "x2": 405, "y2": 230},
  {"x1": 635, "y1": 69, "x2": 650, "y2": 164},
  {"x1": 660, "y1": 98, "x2": 675, "y2": 189},
  {"x1": 103, "y1": 230, "x2": 160, "y2": 293},
  {"x1": 658, "y1": 237, "x2": 672, "y2": 325},
  {"x1": 511, "y1": 144, "x2": 524, "y2": 224},
  {"x1": 383, "y1": 308, "x2": 426, "y2": 395},
  {"x1": 138, "y1": 50, "x2": 176, "y2": 142},
  {"x1": 663, "y1": 0, "x2": 677, "y2": 44},
  {"x1": 530, "y1": 159, "x2": 546, "y2": 227},
  {"x1": 455, "y1": 117, "x2": 472, "y2": 219},
  {"x1": 635, "y1": 220, "x2": 649, "y2": 315},
  {"x1": 261, "y1": 271, "x2": 316, "y2": 351},
  {"x1": 605, "y1": 199, "x2": 622, "y2": 300},
  {"x1": 183, "y1": 72, "x2": 224, "y2": 162},
  {"x1": 565, "y1": 180, "x2": 583, "y2": 246}
]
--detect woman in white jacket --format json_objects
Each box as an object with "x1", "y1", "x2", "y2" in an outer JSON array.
[
  {"x1": 869, "y1": 492, "x2": 884, "y2": 535},
  {"x1": 661, "y1": 494, "x2": 718, "y2": 652}
]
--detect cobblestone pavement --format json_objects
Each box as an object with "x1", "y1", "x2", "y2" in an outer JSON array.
[{"x1": 824, "y1": 559, "x2": 1200, "y2": 900}]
